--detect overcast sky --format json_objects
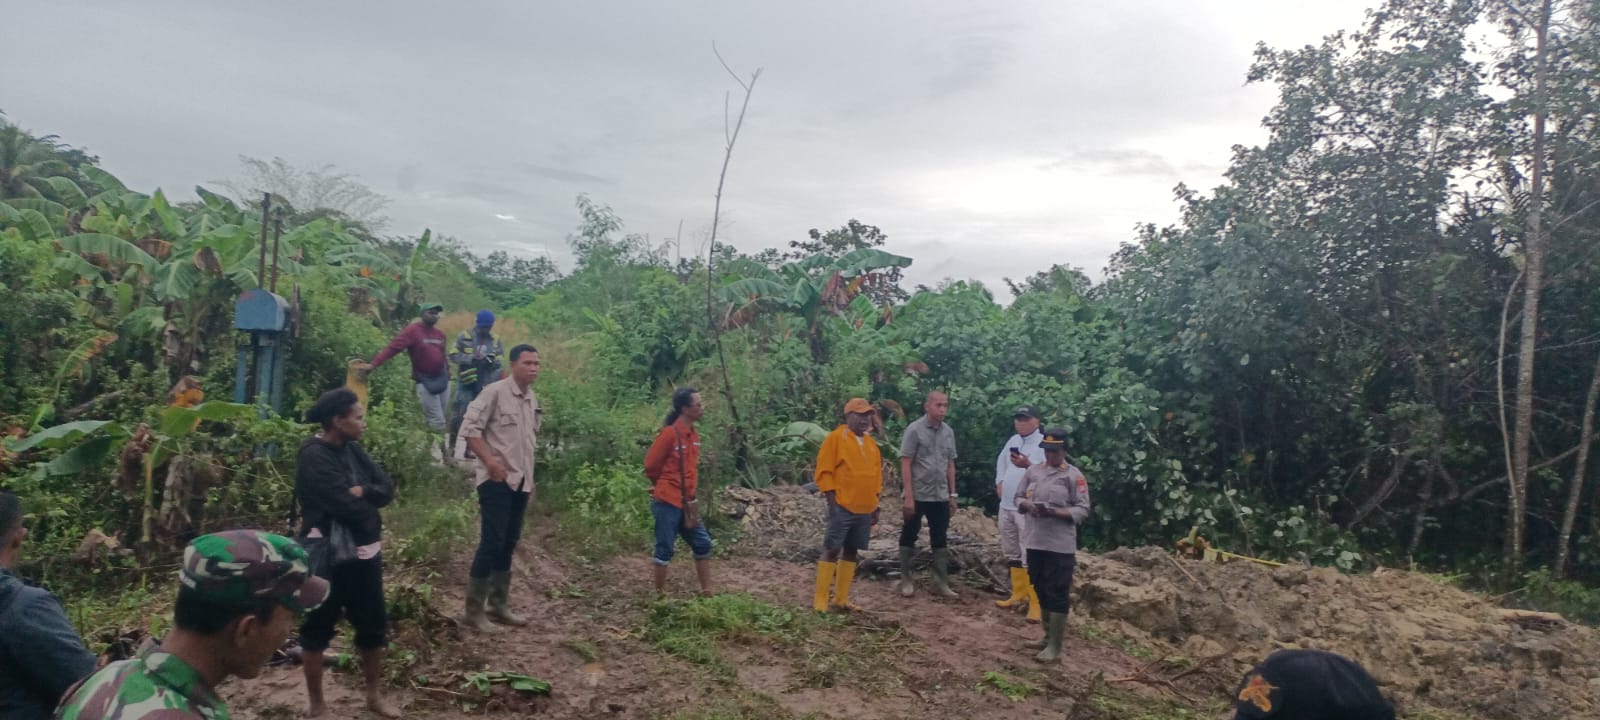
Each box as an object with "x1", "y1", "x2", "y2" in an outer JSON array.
[{"x1": 3, "y1": 1, "x2": 1375, "y2": 291}]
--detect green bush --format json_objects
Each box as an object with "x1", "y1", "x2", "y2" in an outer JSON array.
[
  {"x1": 390, "y1": 496, "x2": 477, "y2": 566},
  {"x1": 1519, "y1": 569, "x2": 1600, "y2": 625},
  {"x1": 555, "y1": 461, "x2": 653, "y2": 560}
]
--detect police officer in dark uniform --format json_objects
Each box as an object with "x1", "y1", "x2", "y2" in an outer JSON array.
[{"x1": 1229, "y1": 649, "x2": 1395, "y2": 720}]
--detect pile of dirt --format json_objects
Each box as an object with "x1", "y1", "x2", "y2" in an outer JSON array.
[
  {"x1": 720, "y1": 485, "x2": 1600, "y2": 719},
  {"x1": 720, "y1": 484, "x2": 1008, "y2": 586},
  {"x1": 721, "y1": 485, "x2": 998, "y2": 555},
  {"x1": 1080, "y1": 547, "x2": 1600, "y2": 719}
]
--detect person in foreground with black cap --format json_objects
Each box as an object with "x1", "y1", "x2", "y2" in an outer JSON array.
[
  {"x1": 1013, "y1": 427, "x2": 1090, "y2": 663},
  {"x1": 1228, "y1": 649, "x2": 1395, "y2": 720},
  {"x1": 53, "y1": 530, "x2": 329, "y2": 720},
  {"x1": 993, "y1": 404, "x2": 1047, "y2": 623},
  {"x1": 360, "y1": 302, "x2": 451, "y2": 458}
]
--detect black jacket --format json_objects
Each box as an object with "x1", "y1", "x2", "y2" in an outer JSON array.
[
  {"x1": 0, "y1": 567, "x2": 97, "y2": 720},
  {"x1": 1233, "y1": 649, "x2": 1394, "y2": 720},
  {"x1": 295, "y1": 436, "x2": 395, "y2": 547}
]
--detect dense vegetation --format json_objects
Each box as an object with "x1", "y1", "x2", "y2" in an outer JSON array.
[{"x1": 3, "y1": 0, "x2": 1599, "y2": 626}]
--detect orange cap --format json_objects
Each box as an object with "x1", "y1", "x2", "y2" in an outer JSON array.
[{"x1": 843, "y1": 398, "x2": 874, "y2": 415}]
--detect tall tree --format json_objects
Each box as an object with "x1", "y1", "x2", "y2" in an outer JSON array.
[
  {"x1": 1501, "y1": 0, "x2": 1556, "y2": 572},
  {"x1": 219, "y1": 155, "x2": 391, "y2": 237}
]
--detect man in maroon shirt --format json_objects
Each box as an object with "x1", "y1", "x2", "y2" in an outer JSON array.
[{"x1": 359, "y1": 303, "x2": 451, "y2": 457}]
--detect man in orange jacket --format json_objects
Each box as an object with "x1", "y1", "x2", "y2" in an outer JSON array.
[{"x1": 812, "y1": 398, "x2": 883, "y2": 612}]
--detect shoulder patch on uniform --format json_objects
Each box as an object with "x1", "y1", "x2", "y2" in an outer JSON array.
[{"x1": 1238, "y1": 673, "x2": 1276, "y2": 712}]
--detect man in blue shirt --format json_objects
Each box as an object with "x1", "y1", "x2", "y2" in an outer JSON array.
[{"x1": 0, "y1": 490, "x2": 97, "y2": 720}]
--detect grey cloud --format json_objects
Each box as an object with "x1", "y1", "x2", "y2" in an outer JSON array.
[
  {"x1": 517, "y1": 164, "x2": 616, "y2": 186},
  {"x1": 1040, "y1": 149, "x2": 1179, "y2": 176},
  {"x1": 2, "y1": 0, "x2": 1376, "y2": 292},
  {"x1": 448, "y1": 179, "x2": 533, "y2": 206}
]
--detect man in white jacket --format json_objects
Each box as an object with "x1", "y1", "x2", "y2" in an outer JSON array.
[{"x1": 993, "y1": 405, "x2": 1046, "y2": 622}]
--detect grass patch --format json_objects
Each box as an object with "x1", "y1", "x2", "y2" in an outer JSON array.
[
  {"x1": 654, "y1": 688, "x2": 823, "y2": 720},
  {"x1": 979, "y1": 671, "x2": 1038, "y2": 702},
  {"x1": 1087, "y1": 682, "x2": 1228, "y2": 720},
  {"x1": 644, "y1": 593, "x2": 817, "y2": 672},
  {"x1": 389, "y1": 495, "x2": 477, "y2": 565},
  {"x1": 1418, "y1": 571, "x2": 1467, "y2": 587},
  {"x1": 546, "y1": 583, "x2": 587, "y2": 599},
  {"x1": 1079, "y1": 618, "x2": 1157, "y2": 659},
  {"x1": 67, "y1": 579, "x2": 171, "y2": 654},
  {"x1": 789, "y1": 618, "x2": 914, "y2": 693},
  {"x1": 562, "y1": 639, "x2": 600, "y2": 663},
  {"x1": 640, "y1": 592, "x2": 916, "y2": 692},
  {"x1": 384, "y1": 460, "x2": 479, "y2": 567}
]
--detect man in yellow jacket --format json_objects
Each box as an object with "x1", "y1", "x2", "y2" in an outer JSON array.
[{"x1": 812, "y1": 398, "x2": 883, "y2": 612}]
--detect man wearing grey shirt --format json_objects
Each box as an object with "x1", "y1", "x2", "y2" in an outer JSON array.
[{"x1": 897, "y1": 391, "x2": 959, "y2": 598}]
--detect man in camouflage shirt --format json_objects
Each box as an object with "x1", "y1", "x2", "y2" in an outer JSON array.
[{"x1": 54, "y1": 530, "x2": 329, "y2": 720}]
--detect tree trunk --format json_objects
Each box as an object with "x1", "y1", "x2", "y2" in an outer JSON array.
[
  {"x1": 1409, "y1": 469, "x2": 1435, "y2": 562},
  {"x1": 1553, "y1": 346, "x2": 1600, "y2": 578},
  {"x1": 1507, "y1": 0, "x2": 1553, "y2": 574},
  {"x1": 1347, "y1": 449, "x2": 1418, "y2": 530},
  {"x1": 705, "y1": 56, "x2": 761, "y2": 474}
]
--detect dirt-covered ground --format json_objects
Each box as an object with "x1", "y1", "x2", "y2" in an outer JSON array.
[{"x1": 212, "y1": 485, "x2": 1597, "y2": 719}]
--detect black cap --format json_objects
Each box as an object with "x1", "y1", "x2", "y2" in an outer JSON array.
[
  {"x1": 1013, "y1": 405, "x2": 1042, "y2": 420},
  {"x1": 1232, "y1": 649, "x2": 1394, "y2": 720},
  {"x1": 1041, "y1": 427, "x2": 1068, "y2": 447}
]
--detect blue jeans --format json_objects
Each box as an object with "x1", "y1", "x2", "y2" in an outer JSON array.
[{"x1": 652, "y1": 499, "x2": 713, "y2": 566}]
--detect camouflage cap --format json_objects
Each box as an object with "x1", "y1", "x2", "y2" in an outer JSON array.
[{"x1": 180, "y1": 530, "x2": 329, "y2": 612}]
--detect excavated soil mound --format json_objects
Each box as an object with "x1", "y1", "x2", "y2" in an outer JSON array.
[{"x1": 720, "y1": 485, "x2": 1600, "y2": 719}]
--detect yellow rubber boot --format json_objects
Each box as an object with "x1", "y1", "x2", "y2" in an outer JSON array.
[
  {"x1": 813, "y1": 561, "x2": 837, "y2": 612},
  {"x1": 996, "y1": 566, "x2": 1028, "y2": 608},
  {"x1": 1025, "y1": 578, "x2": 1042, "y2": 623},
  {"x1": 832, "y1": 560, "x2": 862, "y2": 612}
]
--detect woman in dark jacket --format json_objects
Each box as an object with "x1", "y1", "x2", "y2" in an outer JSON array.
[{"x1": 296, "y1": 388, "x2": 399, "y2": 718}]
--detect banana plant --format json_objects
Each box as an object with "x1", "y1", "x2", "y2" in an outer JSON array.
[
  {"x1": 329, "y1": 228, "x2": 436, "y2": 322},
  {"x1": 4, "y1": 401, "x2": 259, "y2": 554},
  {"x1": 717, "y1": 247, "x2": 912, "y2": 362}
]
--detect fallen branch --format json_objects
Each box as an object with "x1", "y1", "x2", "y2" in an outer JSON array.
[
  {"x1": 1166, "y1": 552, "x2": 1204, "y2": 589},
  {"x1": 1167, "y1": 643, "x2": 1239, "y2": 683},
  {"x1": 62, "y1": 390, "x2": 126, "y2": 419},
  {"x1": 1497, "y1": 608, "x2": 1567, "y2": 628},
  {"x1": 1109, "y1": 652, "x2": 1172, "y2": 684},
  {"x1": 410, "y1": 684, "x2": 471, "y2": 700}
]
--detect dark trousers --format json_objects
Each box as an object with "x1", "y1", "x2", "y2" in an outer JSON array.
[
  {"x1": 898, "y1": 500, "x2": 951, "y2": 550},
  {"x1": 1026, "y1": 549, "x2": 1076, "y2": 615},
  {"x1": 300, "y1": 556, "x2": 387, "y2": 652},
  {"x1": 448, "y1": 382, "x2": 484, "y2": 443},
  {"x1": 470, "y1": 481, "x2": 529, "y2": 578}
]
